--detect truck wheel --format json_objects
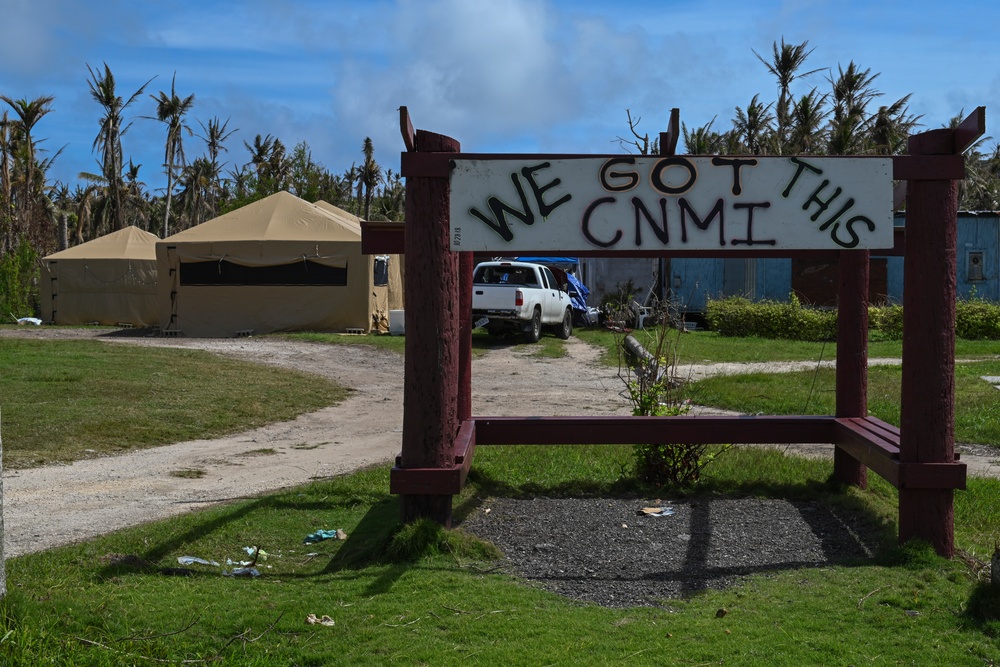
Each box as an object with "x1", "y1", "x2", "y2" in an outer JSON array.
[
  {"x1": 557, "y1": 308, "x2": 573, "y2": 339},
  {"x1": 523, "y1": 308, "x2": 542, "y2": 343}
]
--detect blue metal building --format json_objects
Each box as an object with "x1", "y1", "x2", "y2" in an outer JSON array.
[{"x1": 666, "y1": 212, "x2": 999, "y2": 313}]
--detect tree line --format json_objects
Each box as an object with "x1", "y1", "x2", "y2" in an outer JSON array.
[
  {"x1": 619, "y1": 38, "x2": 999, "y2": 210},
  {"x1": 0, "y1": 63, "x2": 404, "y2": 316}
]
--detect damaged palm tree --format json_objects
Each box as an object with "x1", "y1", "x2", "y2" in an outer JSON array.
[{"x1": 613, "y1": 299, "x2": 728, "y2": 487}]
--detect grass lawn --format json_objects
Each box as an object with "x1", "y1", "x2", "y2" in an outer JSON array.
[
  {"x1": 3, "y1": 445, "x2": 1000, "y2": 666},
  {"x1": 0, "y1": 338, "x2": 348, "y2": 468},
  {"x1": 575, "y1": 326, "x2": 1000, "y2": 367},
  {"x1": 2, "y1": 326, "x2": 999, "y2": 664}
]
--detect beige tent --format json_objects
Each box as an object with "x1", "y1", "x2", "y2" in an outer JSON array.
[
  {"x1": 40, "y1": 226, "x2": 159, "y2": 326},
  {"x1": 156, "y1": 191, "x2": 403, "y2": 337}
]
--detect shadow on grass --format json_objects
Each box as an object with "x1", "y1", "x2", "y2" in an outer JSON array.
[{"x1": 964, "y1": 581, "x2": 1000, "y2": 637}]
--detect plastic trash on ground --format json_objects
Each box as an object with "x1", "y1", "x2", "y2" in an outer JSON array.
[
  {"x1": 306, "y1": 613, "x2": 336, "y2": 626},
  {"x1": 638, "y1": 506, "x2": 675, "y2": 517},
  {"x1": 16, "y1": 317, "x2": 42, "y2": 326},
  {"x1": 223, "y1": 567, "x2": 261, "y2": 578},
  {"x1": 303, "y1": 529, "x2": 347, "y2": 544},
  {"x1": 177, "y1": 556, "x2": 220, "y2": 567}
]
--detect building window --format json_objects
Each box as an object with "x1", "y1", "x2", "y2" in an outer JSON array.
[
  {"x1": 180, "y1": 260, "x2": 348, "y2": 286},
  {"x1": 374, "y1": 256, "x2": 389, "y2": 286}
]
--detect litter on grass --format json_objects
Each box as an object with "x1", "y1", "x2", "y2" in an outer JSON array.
[
  {"x1": 223, "y1": 567, "x2": 260, "y2": 578},
  {"x1": 177, "y1": 556, "x2": 220, "y2": 567},
  {"x1": 306, "y1": 614, "x2": 336, "y2": 627},
  {"x1": 304, "y1": 529, "x2": 347, "y2": 544}
]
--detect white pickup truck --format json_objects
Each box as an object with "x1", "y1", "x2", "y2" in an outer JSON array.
[{"x1": 471, "y1": 261, "x2": 573, "y2": 342}]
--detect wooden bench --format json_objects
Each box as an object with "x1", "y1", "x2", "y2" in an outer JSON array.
[
  {"x1": 389, "y1": 414, "x2": 967, "y2": 494},
  {"x1": 833, "y1": 415, "x2": 965, "y2": 490}
]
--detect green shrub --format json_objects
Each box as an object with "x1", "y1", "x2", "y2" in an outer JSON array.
[
  {"x1": 705, "y1": 294, "x2": 1000, "y2": 341},
  {"x1": 0, "y1": 239, "x2": 40, "y2": 319},
  {"x1": 868, "y1": 303, "x2": 904, "y2": 340},
  {"x1": 705, "y1": 293, "x2": 836, "y2": 341},
  {"x1": 957, "y1": 296, "x2": 1000, "y2": 340}
]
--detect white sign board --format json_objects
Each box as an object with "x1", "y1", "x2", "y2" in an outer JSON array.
[{"x1": 449, "y1": 156, "x2": 893, "y2": 252}]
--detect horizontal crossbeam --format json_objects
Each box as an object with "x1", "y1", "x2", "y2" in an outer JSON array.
[{"x1": 389, "y1": 414, "x2": 966, "y2": 495}]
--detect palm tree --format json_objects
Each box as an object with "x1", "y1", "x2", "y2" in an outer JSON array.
[
  {"x1": 752, "y1": 38, "x2": 823, "y2": 153},
  {"x1": 122, "y1": 160, "x2": 151, "y2": 231},
  {"x1": 339, "y1": 164, "x2": 360, "y2": 214},
  {"x1": 0, "y1": 94, "x2": 57, "y2": 253},
  {"x1": 788, "y1": 89, "x2": 830, "y2": 154},
  {"x1": 869, "y1": 96, "x2": 920, "y2": 156},
  {"x1": 227, "y1": 164, "x2": 251, "y2": 201},
  {"x1": 72, "y1": 182, "x2": 101, "y2": 245},
  {"x1": 86, "y1": 63, "x2": 152, "y2": 231},
  {"x1": 44, "y1": 183, "x2": 74, "y2": 250},
  {"x1": 149, "y1": 73, "x2": 195, "y2": 237},
  {"x1": 244, "y1": 133, "x2": 275, "y2": 179},
  {"x1": 196, "y1": 116, "x2": 236, "y2": 217},
  {"x1": 946, "y1": 111, "x2": 997, "y2": 209},
  {"x1": 732, "y1": 94, "x2": 774, "y2": 155},
  {"x1": 682, "y1": 118, "x2": 723, "y2": 155},
  {"x1": 266, "y1": 138, "x2": 290, "y2": 191},
  {"x1": 360, "y1": 137, "x2": 382, "y2": 220},
  {"x1": 826, "y1": 61, "x2": 882, "y2": 155},
  {"x1": 0, "y1": 111, "x2": 12, "y2": 250},
  {"x1": 176, "y1": 157, "x2": 215, "y2": 228}
]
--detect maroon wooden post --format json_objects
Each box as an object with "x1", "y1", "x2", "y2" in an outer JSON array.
[
  {"x1": 458, "y1": 253, "x2": 473, "y2": 421},
  {"x1": 834, "y1": 249, "x2": 869, "y2": 488},
  {"x1": 399, "y1": 127, "x2": 461, "y2": 526},
  {"x1": 898, "y1": 128, "x2": 959, "y2": 557}
]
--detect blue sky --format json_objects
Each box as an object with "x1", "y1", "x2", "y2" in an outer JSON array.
[{"x1": 1, "y1": 0, "x2": 997, "y2": 196}]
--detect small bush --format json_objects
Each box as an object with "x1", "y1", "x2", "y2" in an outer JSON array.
[
  {"x1": 601, "y1": 279, "x2": 639, "y2": 327},
  {"x1": 614, "y1": 306, "x2": 729, "y2": 488}
]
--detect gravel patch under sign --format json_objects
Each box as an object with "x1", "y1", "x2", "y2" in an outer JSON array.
[{"x1": 460, "y1": 496, "x2": 883, "y2": 608}]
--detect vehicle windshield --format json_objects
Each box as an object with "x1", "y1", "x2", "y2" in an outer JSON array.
[{"x1": 473, "y1": 265, "x2": 538, "y2": 286}]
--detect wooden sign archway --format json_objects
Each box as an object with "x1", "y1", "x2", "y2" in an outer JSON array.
[{"x1": 363, "y1": 106, "x2": 985, "y2": 558}]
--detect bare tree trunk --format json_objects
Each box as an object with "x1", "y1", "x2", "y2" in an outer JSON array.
[
  {"x1": 163, "y1": 174, "x2": 173, "y2": 238},
  {"x1": 59, "y1": 213, "x2": 69, "y2": 250}
]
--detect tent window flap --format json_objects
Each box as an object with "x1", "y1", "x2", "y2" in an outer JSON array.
[{"x1": 180, "y1": 259, "x2": 348, "y2": 286}]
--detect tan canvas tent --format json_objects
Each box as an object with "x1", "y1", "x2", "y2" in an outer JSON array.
[
  {"x1": 40, "y1": 226, "x2": 159, "y2": 326},
  {"x1": 156, "y1": 191, "x2": 403, "y2": 337}
]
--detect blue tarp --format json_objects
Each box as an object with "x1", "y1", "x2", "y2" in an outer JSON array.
[
  {"x1": 564, "y1": 271, "x2": 590, "y2": 313},
  {"x1": 515, "y1": 257, "x2": 592, "y2": 320},
  {"x1": 514, "y1": 256, "x2": 579, "y2": 270}
]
